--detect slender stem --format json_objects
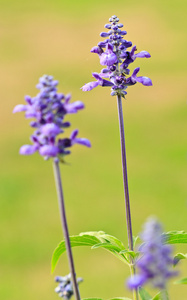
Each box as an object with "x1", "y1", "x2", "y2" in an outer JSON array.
[
  {"x1": 117, "y1": 94, "x2": 133, "y2": 251},
  {"x1": 116, "y1": 95, "x2": 139, "y2": 300},
  {"x1": 53, "y1": 160, "x2": 81, "y2": 300}
]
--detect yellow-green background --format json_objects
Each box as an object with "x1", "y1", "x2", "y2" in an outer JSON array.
[{"x1": 0, "y1": 0, "x2": 186, "y2": 299}]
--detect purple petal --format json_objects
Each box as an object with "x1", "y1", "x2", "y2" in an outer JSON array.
[
  {"x1": 81, "y1": 81, "x2": 99, "y2": 92},
  {"x1": 119, "y1": 30, "x2": 127, "y2": 35},
  {"x1": 136, "y1": 76, "x2": 153, "y2": 86},
  {"x1": 92, "y1": 73, "x2": 113, "y2": 87},
  {"x1": 64, "y1": 93, "x2": 71, "y2": 103},
  {"x1": 24, "y1": 95, "x2": 32, "y2": 105},
  {"x1": 70, "y1": 129, "x2": 79, "y2": 140},
  {"x1": 100, "y1": 52, "x2": 118, "y2": 66},
  {"x1": 19, "y1": 145, "x2": 38, "y2": 155},
  {"x1": 98, "y1": 41, "x2": 107, "y2": 48},
  {"x1": 39, "y1": 145, "x2": 59, "y2": 157},
  {"x1": 131, "y1": 67, "x2": 140, "y2": 79},
  {"x1": 100, "y1": 79, "x2": 114, "y2": 87},
  {"x1": 90, "y1": 46, "x2": 103, "y2": 55},
  {"x1": 107, "y1": 43, "x2": 114, "y2": 52},
  {"x1": 41, "y1": 123, "x2": 62, "y2": 136},
  {"x1": 13, "y1": 104, "x2": 27, "y2": 113},
  {"x1": 65, "y1": 101, "x2": 85, "y2": 113},
  {"x1": 25, "y1": 108, "x2": 37, "y2": 118},
  {"x1": 127, "y1": 274, "x2": 146, "y2": 290},
  {"x1": 131, "y1": 45, "x2": 137, "y2": 56},
  {"x1": 74, "y1": 138, "x2": 91, "y2": 147},
  {"x1": 135, "y1": 51, "x2": 151, "y2": 58}
]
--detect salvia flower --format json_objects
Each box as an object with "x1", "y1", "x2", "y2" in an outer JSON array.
[
  {"x1": 13, "y1": 75, "x2": 91, "y2": 160},
  {"x1": 55, "y1": 274, "x2": 83, "y2": 299},
  {"x1": 81, "y1": 15, "x2": 152, "y2": 98},
  {"x1": 127, "y1": 218, "x2": 177, "y2": 290}
]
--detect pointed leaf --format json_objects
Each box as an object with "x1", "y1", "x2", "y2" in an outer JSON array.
[
  {"x1": 173, "y1": 253, "x2": 187, "y2": 266},
  {"x1": 92, "y1": 242, "x2": 122, "y2": 252},
  {"x1": 52, "y1": 234, "x2": 100, "y2": 272},
  {"x1": 120, "y1": 250, "x2": 140, "y2": 259},
  {"x1": 174, "y1": 277, "x2": 187, "y2": 285},
  {"x1": 163, "y1": 231, "x2": 187, "y2": 244},
  {"x1": 139, "y1": 287, "x2": 152, "y2": 300},
  {"x1": 152, "y1": 290, "x2": 169, "y2": 300},
  {"x1": 80, "y1": 231, "x2": 129, "y2": 263},
  {"x1": 133, "y1": 236, "x2": 140, "y2": 248},
  {"x1": 81, "y1": 231, "x2": 126, "y2": 250},
  {"x1": 52, "y1": 231, "x2": 129, "y2": 272}
]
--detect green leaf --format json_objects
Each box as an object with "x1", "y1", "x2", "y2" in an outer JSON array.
[
  {"x1": 163, "y1": 231, "x2": 187, "y2": 244},
  {"x1": 133, "y1": 236, "x2": 140, "y2": 248},
  {"x1": 139, "y1": 287, "x2": 152, "y2": 300},
  {"x1": 173, "y1": 253, "x2": 187, "y2": 266},
  {"x1": 120, "y1": 249, "x2": 140, "y2": 259},
  {"x1": 81, "y1": 231, "x2": 126, "y2": 251},
  {"x1": 52, "y1": 234, "x2": 100, "y2": 272},
  {"x1": 174, "y1": 277, "x2": 187, "y2": 285},
  {"x1": 92, "y1": 242, "x2": 122, "y2": 252},
  {"x1": 52, "y1": 231, "x2": 129, "y2": 272},
  {"x1": 152, "y1": 290, "x2": 169, "y2": 300}
]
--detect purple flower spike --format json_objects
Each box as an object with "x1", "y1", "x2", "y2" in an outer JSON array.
[
  {"x1": 81, "y1": 15, "x2": 152, "y2": 98},
  {"x1": 127, "y1": 217, "x2": 177, "y2": 290},
  {"x1": 14, "y1": 75, "x2": 91, "y2": 161}
]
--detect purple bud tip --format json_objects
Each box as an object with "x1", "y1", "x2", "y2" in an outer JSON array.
[
  {"x1": 100, "y1": 32, "x2": 109, "y2": 38},
  {"x1": 104, "y1": 24, "x2": 111, "y2": 29}
]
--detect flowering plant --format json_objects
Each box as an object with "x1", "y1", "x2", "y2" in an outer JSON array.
[{"x1": 13, "y1": 15, "x2": 187, "y2": 300}]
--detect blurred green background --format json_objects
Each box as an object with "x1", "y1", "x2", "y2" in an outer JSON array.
[{"x1": 0, "y1": 0, "x2": 186, "y2": 299}]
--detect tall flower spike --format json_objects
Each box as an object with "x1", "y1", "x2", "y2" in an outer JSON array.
[
  {"x1": 13, "y1": 75, "x2": 91, "y2": 161},
  {"x1": 81, "y1": 15, "x2": 152, "y2": 98},
  {"x1": 127, "y1": 217, "x2": 177, "y2": 290}
]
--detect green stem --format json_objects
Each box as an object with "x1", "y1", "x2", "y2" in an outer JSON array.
[{"x1": 53, "y1": 160, "x2": 81, "y2": 300}]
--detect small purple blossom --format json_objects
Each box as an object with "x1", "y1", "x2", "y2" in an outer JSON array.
[
  {"x1": 81, "y1": 15, "x2": 152, "y2": 98},
  {"x1": 127, "y1": 218, "x2": 177, "y2": 290},
  {"x1": 55, "y1": 274, "x2": 83, "y2": 299},
  {"x1": 13, "y1": 75, "x2": 91, "y2": 160}
]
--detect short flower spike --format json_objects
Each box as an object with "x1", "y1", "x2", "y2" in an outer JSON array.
[
  {"x1": 13, "y1": 75, "x2": 91, "y2": 161},
  {"x1": 81, "y1": 15, "x2": 152, "y2": 98},
  {"x1": 127, "y1": 218, "x2": 177, "y2": 290}
]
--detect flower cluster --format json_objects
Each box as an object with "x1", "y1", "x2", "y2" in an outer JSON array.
[
  {"x1": 13, "y1": 75, "x2": 91, "y2": 160},
  {"x1": 55, "y1": 274, "x2": 83, "y2": 299},
  {"x1": 81, "y1": 15, "x2": 152, "y2": 98},
  {"x1": 127, "y1": 218, "x2": 176, "y2": 290}
]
